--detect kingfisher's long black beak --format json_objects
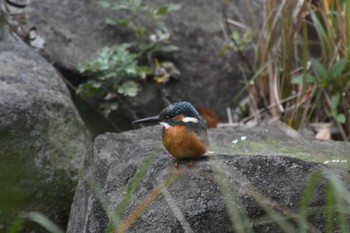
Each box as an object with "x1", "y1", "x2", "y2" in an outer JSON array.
[{"x1": 132, "y1": 115, "x2": 161, "y2": 125}]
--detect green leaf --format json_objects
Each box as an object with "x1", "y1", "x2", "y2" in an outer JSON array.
[
  {"x1": 330, "y1": 93, "x2": 340, "y2": 109},
  {"x1": 291, "y1": 74, "x2": 316, "y2": 84},
  {"x1": 111, "y1": 4, "x2": 129, "y2": 11},
  {"x1": 106, "y1": 19, "x2": 129, "y2": 26},
  {"x1": 117, "y1": 81, "x2": 140, "y2": 97},
  {"x1": 156, "y1": 6, "x2": 168, "y2": 15},
  {"x1": 136, "y1": 66, "x2": 152, "y2": 74},
  {"x1": 98, "y1": 0, "x2": 111, "y2": 8},
  {"x1": 330, "y1": 58, "x2": 348, "y2": 79},
  {"x1": 165, "y1": 3, "x2": 181, "y2": 11},
  {"x1": 131, "y1": 0, "x2": 142, "y2": 8},
  {"x1": 77, "y1": 81, "x2": 103, "y2": 98},
  {"x1": 231, "y1": 31, "x2": 240, "y2": 41},
  {"x1": 8, "y1": 217, "x2": 26, "y2": 233},
  {"x1": 242, "y1": 30, "x2": 252, "y2": 42},
  {"x1": 312, "y1": 60, "x2": 327, "y2": 80},
  {"x1": 124, "y1": 64, "x2": 139, "y2": 75},
  {"x1": 155, "y1": 44, "x2": 179, "y2": 53},
  {"x1": 218, "y1": 43, "x2": 234, "y2": 56},
  {"x1": 100, "y1": 102, "x2": 119, "y2": 111},
  {"x1": 335, "y1": 114, "x2": 346, "y2": 123},
  {"x1": 134, "y1": 27, "x2": 147, "y2": 37},
  {"x1": 229, "y1": 31, "x2": 252, "y2": 51}
]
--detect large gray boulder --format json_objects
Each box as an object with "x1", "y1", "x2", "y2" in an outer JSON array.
[
  {"x1": 0, "y1": 41, "x2": 91, "y2": 232},
  {"x1": 67, "y1": 126, "x2": 350, "y2": 233},
  {"x1": 27, "y1": 0, "x2": 265, "y2": 119}
]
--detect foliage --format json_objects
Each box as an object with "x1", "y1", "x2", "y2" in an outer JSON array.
[
  {"x1": 77, "y1": 0, "x2": 180, "y2": 115},
  {"x1": 77, "y1": 44, "x2": 150, "y2": 113},
  {"x1": 105, "y1": 154, "x2": 156, "y2": 233},
  {"x1": 219, "y1": 30, "x2": 253, "y2": 55},
  {"x1": 225, "y1": 0, "x2": 350, "y2": 140}
]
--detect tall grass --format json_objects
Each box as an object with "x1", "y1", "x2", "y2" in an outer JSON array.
[
  {"x1": 9, "y1": 162, "x2": 350, "y2": 233},
  {"x1": 230, "y1": 0, "x2": 350, "y2": 140}
]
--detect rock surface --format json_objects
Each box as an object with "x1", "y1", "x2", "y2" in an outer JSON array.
[
  {"x1": 67, "y1": 126, "x2": 350, "y2": 233},
  {"x1": 0, "y1": 41, "x2": 91, "y2": 232},
  {"x1": 27, "y1": 0, "x2": 265, "y2": 120}
]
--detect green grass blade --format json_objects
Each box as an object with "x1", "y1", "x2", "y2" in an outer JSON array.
[
  {"x1": 234, "y1": 61, "x2": 272, "y2": 101},
  {"x1": 325, "y1": 173, "x2": 350, "y2": 232},
  {"x1": 212, "y1": 159, "x2": 254, "y2": 233},
  {"x1": 7, "y1": 217, "x2": 26, "y2": 233},
  {"x1": 345, "y1": 0, "x2": 350, "y2": 62},
  {"x1": 105, "y1": 153, "x2": 156, "y2": 233},
  {"x1": 298, "y1": 172, "x2": 322, "y2": 233},
  {"x1": 8, "y1": 212, "x2": 64, "y2": 233},
  {"x1": 309, "y1": 8, "x2": 332, "y2": 59},
  {"x1": 325, "y1": 181, "x2": 336, "y2": 233},
  {"x1": 24, "y1": 212, "x2": 64, "y2": 233}
]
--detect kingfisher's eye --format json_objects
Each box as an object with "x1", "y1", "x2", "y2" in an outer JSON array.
[{"x1": 160, "y1": 114, "x2": 172, "y2": 120}]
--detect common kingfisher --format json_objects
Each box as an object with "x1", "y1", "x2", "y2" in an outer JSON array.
[{"x1": 132, "y1": 101, "x2": 209, "y2": 167}]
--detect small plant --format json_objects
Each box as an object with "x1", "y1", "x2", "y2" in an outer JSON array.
[
  {"x1": 78, "y1": 0, "x2": 180, "y2": 115},
  {"x1": 77, "y1": 44, "x2": 150, "y2": 113},
  {"x1": 219, "y1": 30, "x2": 253, "y2": 55}
]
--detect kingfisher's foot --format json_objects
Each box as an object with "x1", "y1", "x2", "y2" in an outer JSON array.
[
  {"x1": 175, "y1": 161, "x2": 180, "y2": 168},
  {"x1": 188, "y1": 160, "x2": 193, "y2": 167}
]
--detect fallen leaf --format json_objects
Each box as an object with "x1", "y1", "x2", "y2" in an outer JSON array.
[{"x1": 315, "y1": 127, "x2": 331, "y2": 140}]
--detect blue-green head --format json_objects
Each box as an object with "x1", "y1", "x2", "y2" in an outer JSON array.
[{"x1": 132, "y1": 101, "x2": 206, "y2": 127}]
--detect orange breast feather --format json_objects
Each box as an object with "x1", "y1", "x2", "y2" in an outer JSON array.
[{"x1": 162, "y1": 125, "x2": 208, "y2": 158}]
